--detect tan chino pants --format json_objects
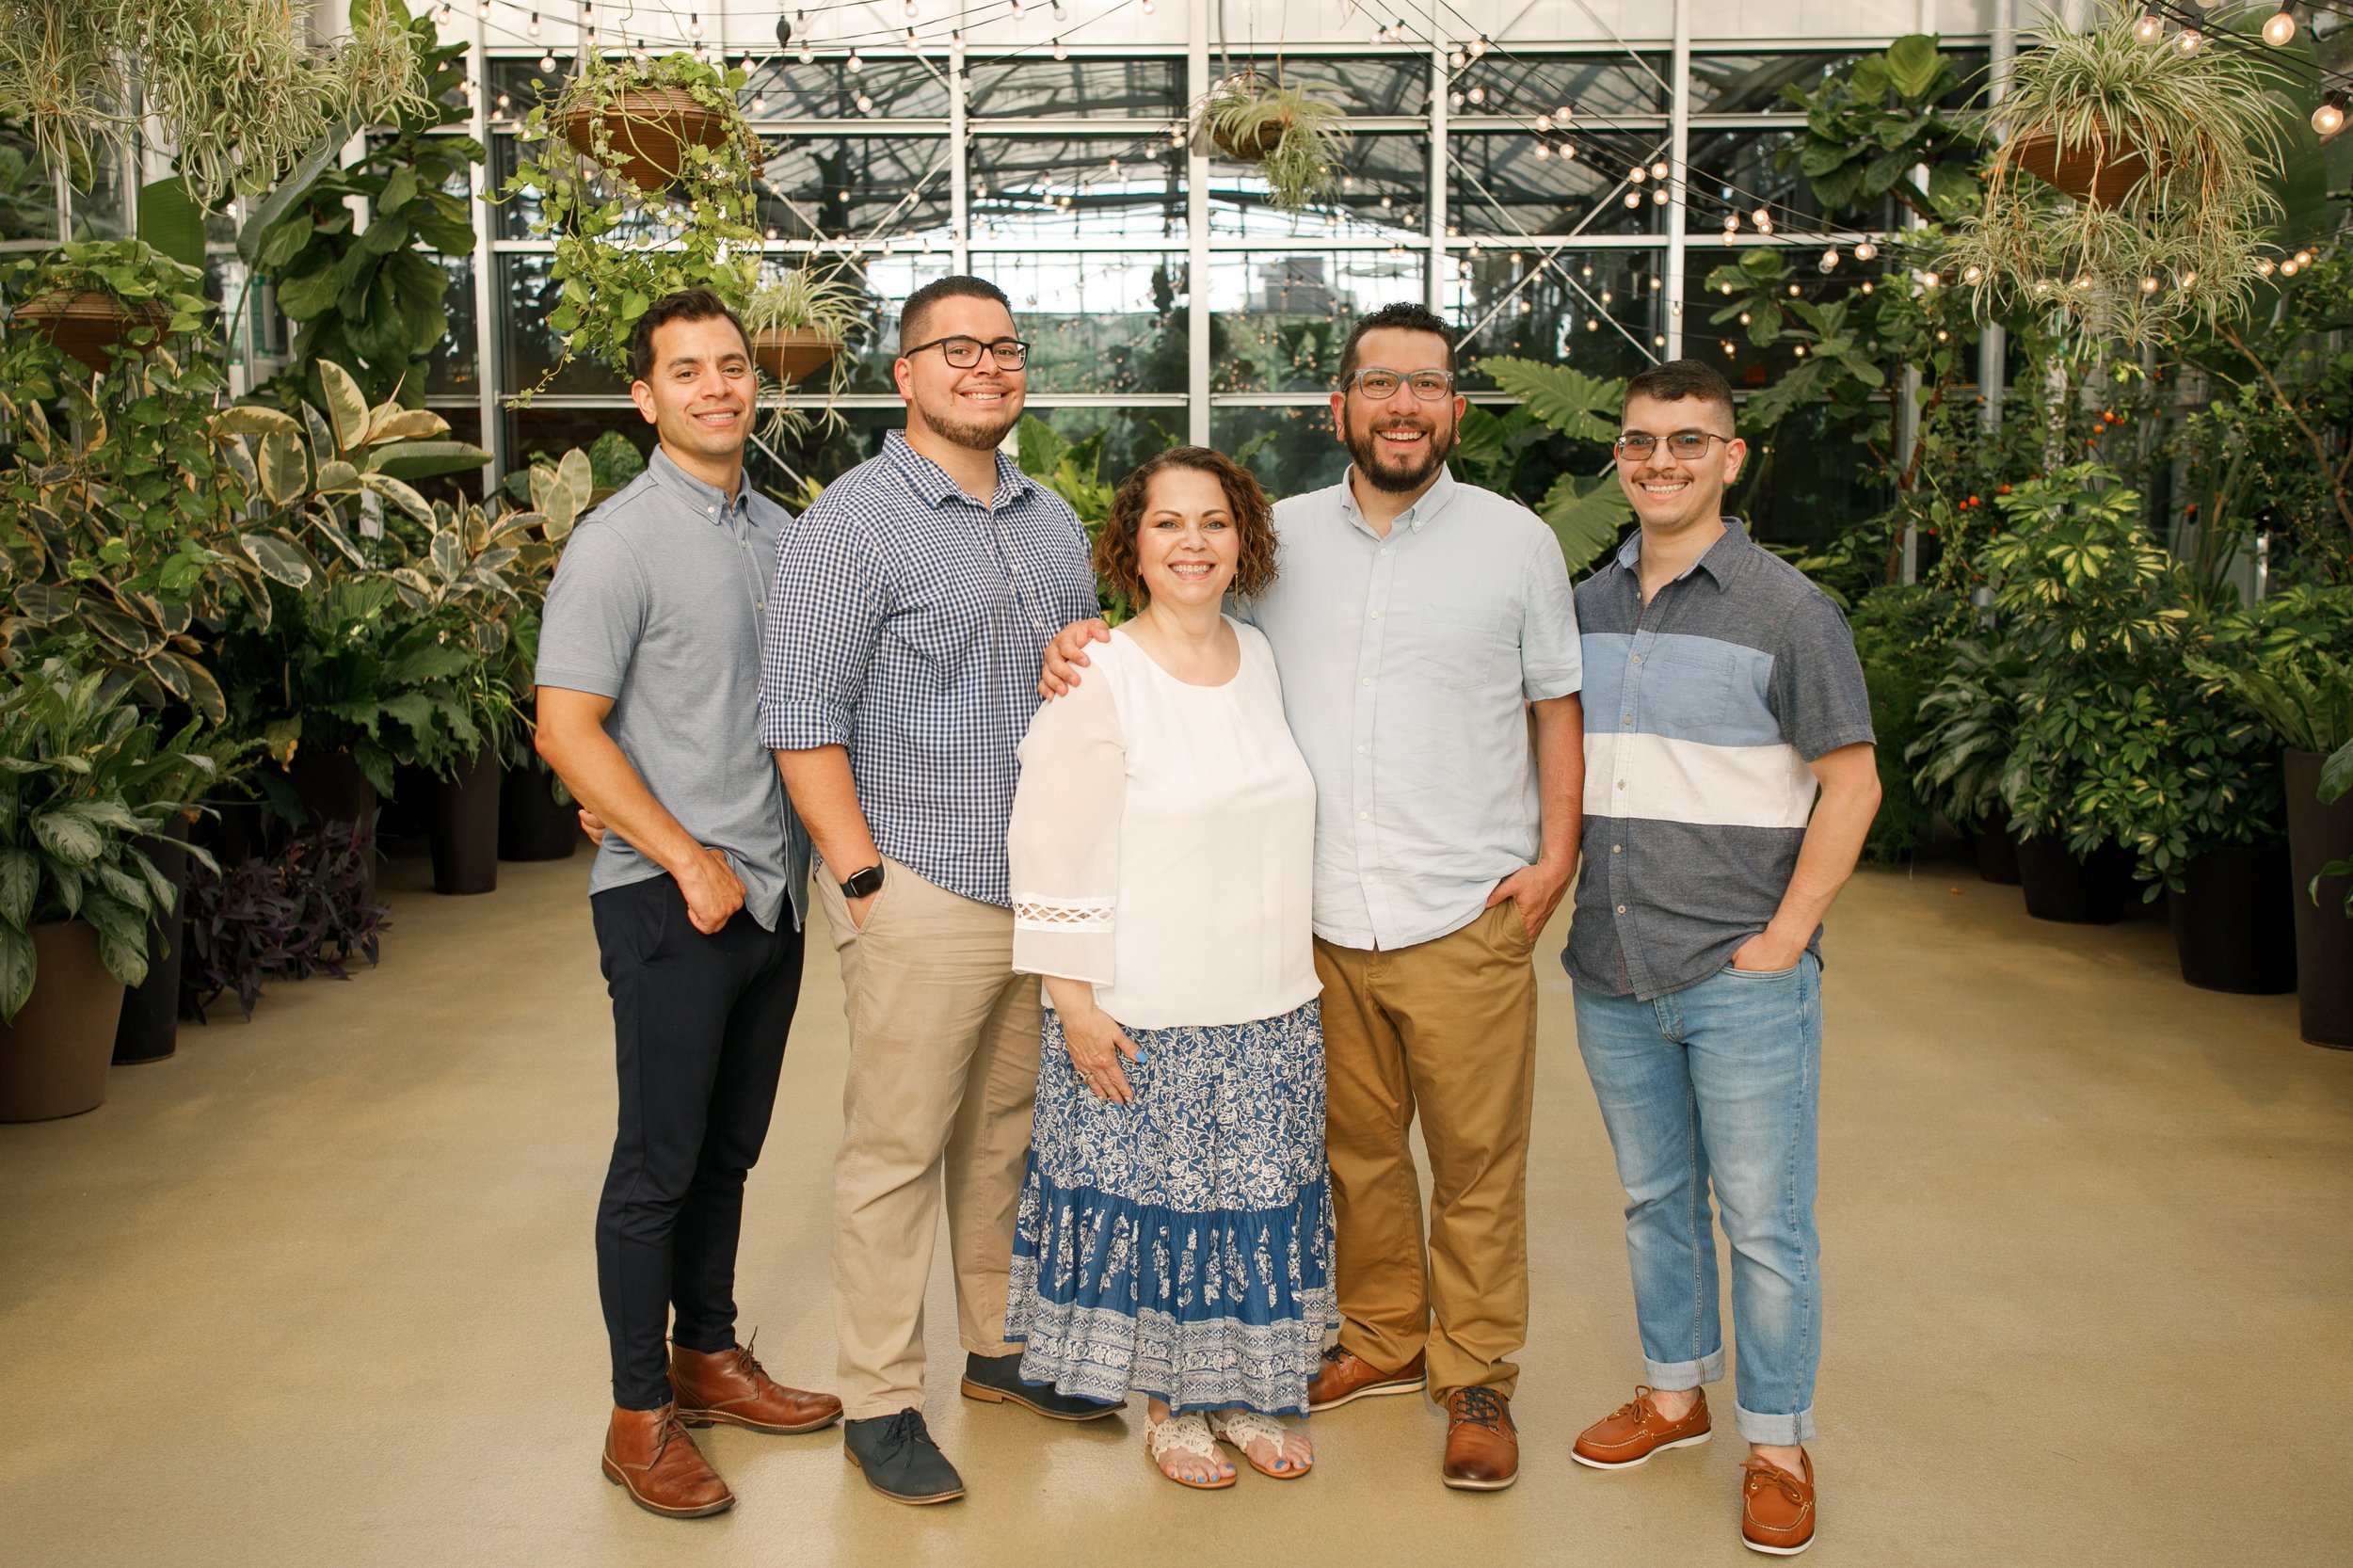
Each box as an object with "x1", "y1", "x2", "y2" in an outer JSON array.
[
  {"x1": 1314, "y1": 899, "x2": 1539, "y2": 1401},
  {"x1": 815, "y1": 856, "x2": 1041, "y2": 1419}
]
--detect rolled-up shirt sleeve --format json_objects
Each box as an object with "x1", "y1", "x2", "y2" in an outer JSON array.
[
  {"x1": 1518, "y1": 520, "x2": 1583, "y2": 701},
  {"x1": 534, "y1": 523, "x2": 645, "y2": 699},
  {"x1": 1769, "y1": 588, "x2": 1877, "y2": 761},
  {"x1": 1008, "y1": 672, "x2": 1125, "y2": 985},
  {"x1": 760, "y1": 504, "x2": 888, "y2": 752}
]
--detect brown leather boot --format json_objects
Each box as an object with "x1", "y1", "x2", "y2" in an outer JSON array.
[
  {"x1": 601, "y1": 1404, "x2": 733, "y2": 1518},
  {"x1": 671, "y1": 1335, "x2": 843, "y2": 1434},
  {"x1": 1441, "y1": 1386, "x2": 1519, "y2": 1492},
  {"x1": 1305, "y1": 1344, "x2": 1427, "y2": 1412}
]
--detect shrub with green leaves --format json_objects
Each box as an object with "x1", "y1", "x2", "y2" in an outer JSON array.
[
  {"x1": 0, "y1": 658, "x2": 224, "y2": 1019},
  {"x1": 1463, "y1": 359, "x2": 1632, "y2": 574},
  {"x1": 1777, "y1": 33, "x2": 1983, "y2": 224}
]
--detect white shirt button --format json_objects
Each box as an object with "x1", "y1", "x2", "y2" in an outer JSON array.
[
  {"x1": 1631, "y1": 653, "x2": 1643, "y2": 664},
  {"x1": 1616, "y1": 780, "x2": 1626, "y2": 791},
  {"x1": 1616, "y1": 904, "x2": 1627, "y2": 914},
  {"x1": 1379, "y1": 547, "x2": 1390, "y2": 556},
  {"x1": 1359, "y1": 811, "x2": 1369, "y2": 820},
  {"x1": 1356, "y1": 744, "x2": 1367, "y2": 753},
  {"x1": 1362, "y1": 677, "x2": 1372, "y2": 685},
  {"x1": 1612, "y1": 844, "x2": 1622, "y2": 854}
]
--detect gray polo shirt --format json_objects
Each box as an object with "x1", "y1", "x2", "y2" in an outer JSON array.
[
  {"x1": 1566, "y1": 519, "x2": 1874, "y2": 1000},
  {"x1": 534, "y1": 446, "x2": 810, "y2": 931},
  {"x1": 1240, "y1": 465, "x2": 1583, "y2": 951}
]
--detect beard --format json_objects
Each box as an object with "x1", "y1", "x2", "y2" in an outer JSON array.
[
  {"x1": 920, "y1": 391, "x2": 1021, "y2": 453},
  {"x1": 1345, "y1": 412, "x2": 1458, "y2": 494}
]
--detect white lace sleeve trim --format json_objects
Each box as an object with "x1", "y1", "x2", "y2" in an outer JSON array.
[{"x1": 1013, "y1": 896, "x2": 1115, "y2": 933}]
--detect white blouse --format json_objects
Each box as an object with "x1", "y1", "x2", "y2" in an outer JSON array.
[{"x1": 1008, "y1": 618, "x2": 1319, "y2": 1031}]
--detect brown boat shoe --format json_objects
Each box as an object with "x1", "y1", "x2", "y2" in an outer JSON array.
[
  {"x1": 601, "y1": 1404, "x2": 733, "y2": 1519},
  {"x1": 670, "y1": 1334, "x2": 843, "y2": 1435},
  {"x1": 1305, "y1": 1344, "x2": 1427, "y2": 1412},
  {"x1": 1571, "y1": 1384, "x2": 1713, "y2": 1470},
  {"x1": 1740, "y1": 1448, "x2": 1817, "y2": 1556},
  {"x1": 1440, "y1": 1386, "x2": 1518, "y2": 1492}
]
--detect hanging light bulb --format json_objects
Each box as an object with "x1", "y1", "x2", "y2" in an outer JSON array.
[
  {"x1": 689, "y1": 11, "x2": 702, "y2": 37},
  {"x1": 1624, "y1": 191, "x2": 1641, "y2": 208},
  {"x1": 1651, "y1": 186, "x2": 1667, "y2": 204},
  {"x1": 798, "y1": 42, "x2": 813, "y2": 62},
  {"x1": 2133, "y1": 12, "x2": 2162, "y2": 42},
  {"x1": 2313, "y1": 94, "x2": 2347, "y2": 136},
  {"x1": 1723, "y1": 212, "x2": 1739, "y2": 231},
  {"x1": 2263, "y1": 10, "x2": 2297, "y2": 45},
  {"x1": 2175, "y1": 27, "x2": 2203, "y2": 54},
  {"x1": 1471, "y1": 35, "x2": 1488, "y2": 56},
  {"x1": 2178, "y1": 269, "x2": 2198, "y2": 287},
  {"x1": 1468, "y1": 86, "x2": 1486, "y2": 104},
  {"x1": 1751, "y1": 207, "x2": 1769, "y2": 227},
  {"x1": 1628, "y1": 165, "x2": 1646, "y2": 183},
  {"x1": 1962, "y1": 264, "x2": 1983, "y2": 283},
  {"x1": 2140, "y1": 275, "x2": 2161, "y2": 293},
  {"x1": 1820, "y1": 247, "x2": 1840, "y2": 271},
  {"x1": 473, "y1": 0, "x2": 487, "y2": 16},
  {"x1": 539, "y1": 51, "x2": 557, "y2": 71},
  {"x1": 1860, "y1": 280, "x2": 1873, "y2": 294},
  {"x1": 846, "y1": 49, "x2": 863, "y2": 71},
  {"x1": 1053, "y1": 0, "x2": 1067, "y2": 16},
  {"x1": 1051, "y1": 37, "x2": 1067, "y2": 59},
  {"x1": 1142, "y1": 0, "x2": 1155, "y2": 11},
  {"x1": 1556, "y1": 104, "x2": 1574, "y2": 124},
  {"x1": 856, "y1": 92, "x2": 872, "y2": 112},
  {"x1": 1853, "y1": 239, "x2": 1877, "y2": 262},
  {"x1": 904, "y1": 0, "x2": 920, "y2": 14},
  {"x1": 1533, "y1": 142, "x2": 1550, "y2": 159},
  {"x1": 2297, "y1": 248, "x2": 2313, "y2": 264},
  {"x1": 527, "y1": 9, "x2": 541, "y2": 34},
  {"x1": 1449, "y1": 48, "x2": 1466, "y2": 70},
  {"x1": 752, "y1": 92, "x2": 767, "y2": 110},
  {"x1": 1723, "y1": 340, "x2": 1736, "y2": 357},
  {"x1": 1450, "y1": 90, "x2": 1465, "y2": 108},
  {"x1": 435, "y1": 0, "x2": 450, "y2": 21},
  {"x1": 2258, "y1": 257, "x2": 2277, "y2": 276},
  {"x1": 1535, "y1": 112, "x2": 1552, "y2": 131},
  {"x1": 1922, "y1": 270, "x2": 1940, "y2": 288},
  {"x1": 1650, "y1": 160, "x2": 1668, "y2": 181},
  {"x1": 2281, "y1": 257, "x2": 2301, "y2": 275}
]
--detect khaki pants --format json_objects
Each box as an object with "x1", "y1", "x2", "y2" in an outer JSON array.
[
  {"x1": 815, "y1": 856, "x2": 1041, "y2": 1419},
  {"x1": 1314, "y1": 900, "x2": 1538, "y2": 1401}
]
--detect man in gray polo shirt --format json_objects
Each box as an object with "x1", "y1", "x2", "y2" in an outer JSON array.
[
  {"x1": 536, "y1": 290, "x2": 840, "y2": 1521},
  {"x1": 1045, "y1": 302, "x2": 1585, "y2": 1491},
  {"x1": 1563, "y1": 359, "x2": 1879, "y2": 1558}
]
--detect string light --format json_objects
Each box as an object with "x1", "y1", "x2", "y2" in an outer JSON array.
[
  {"x1": 752, "y1": 92, "x2": 767, "y2": 110},
  {"x1": 2133, "y1": 12, "x2": 2162, "y2": 42},
  {"x1": 538, "y1": 52, "x2": 556, "y2": 72},
  {"x1": 474, "y1": 0, "x2": 488, "y2": 17},
  {"x1": 2174, "y1": 27, "x2": 2202, "y2": 54},
  {"x1": 1860, "y1": 280, "x2": 1873, "y2": 294},
  {"x1": 2296, "y1": 248, "x2": 2313, "y2": 265},
  {"x1": 1649, "y1": 160, "x2": 1668, "y2": 181},
  {"x1": 856, "y1": 92, "x2": 872, "y2": 112},
  {"x1": 1535, "y1": 113, "x2": 1551, "y2": 131},
  {"x1": 1468, "y1": 86, "x2": 1485, "y2": 104},
  {"x1": 688, "y1": 11, "x2": 701, "y2": 37},
  {"x1": 1556, "y1": 104, "x2": 1574, "y2": 124},
  {"x1": 1853, "y1": 240, "x2": 1877, "y2": 262},
  {"x1": 2314, "y1": 93, "x2": 2347, "y2": 136},
  {"x1": 1651, "y1": 186, "x2": 1668, "y2": 204},
  {"x1": 1142, "y1": 0, "x2": 1155, "y2": 11},
  {"x1": 2281, "y1": 256, "x2": 2300, "y2": 275},
  {"x1": 2140, "y1": 275, "x2": 2161, "y2": 293},
  {"x1": 435, "y1": 1, "x2": 450, "y2": 21},
  {"x1": 1624, "y1": 191, "x2": 1641, "y2": 208},
  {"x1": 1051, "y1": 38, "x2": 1067, "y2": 59},
  {"x1": 527, "y1": 9, "x2": 539, "y2": 33},
  {"x1": 1820, "y1": 246, "x2": 1840, "y2": 271},
  {"x1": 1962, "y1": 264, "x2": 1983, "y2": 284},
  {"x1": 799, "y1": 42, "x2": 814, "y2": 62},
  {"x1": 2262, "y1": 10, "x2": 2297, "y2": 45},
  {"x1": 1533, "y1": 142, "x2": 1550, "y2": 159},
  {"x1": 1628, "y1": 166, "x2": 1645, "y2": 183},
  {"x1": 1449, "y1": 48, "x2": 1466, "y2": 70},
  {"x1": 846, "y1": 49, "x2": 863, "y2": 71},
  {"x1": 1470, "y1": 35, "x2": 1488, "y2": 56}
]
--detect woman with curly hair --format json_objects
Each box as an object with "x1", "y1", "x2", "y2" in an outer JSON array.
[{"x1": 1000, "y1": 445, "x2": 1331, "y2": 1489}]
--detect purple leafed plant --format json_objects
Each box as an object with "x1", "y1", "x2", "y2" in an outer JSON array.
[{"x1": 180, "y1": 822, "x2": 391, "y2": 1023}]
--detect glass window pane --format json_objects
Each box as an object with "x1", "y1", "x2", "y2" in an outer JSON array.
[
  {"x1": 499, "y1": 252, "x2": 628, "y2": 397},
  {"x1": 971, "y1": 136, "x2": 1185, "y2": 242},
  {"x1": 968, "y1": 57, "x2": 1182, "y2": 119},
  {"x1": 428, "y1": 255, "x2": 477, "y2": 397},
  {"x1": 1683, "y1": 126, "x2": 1902, "y2": 234},
  {"x1": 1210, "y1": 404, "x2": 1346, "y2": 498},
  {"x1": 759, "y1": 135, "x2": 954, "y2": 242},
  {"x1": 1445, "y1": 247, "x2": 1666, "y2": 388},
  {"x1": 823, "y1": 252, "x2": 954, "y2": 392},
  {"x1": 1689, "y1": 50, "x2": 1988, "y2": 115},
  {"x1": 1208, "y1": 133, "x2": 1426, "y2": 242},
  {"x1": 1679, "y1": 247, "x2": 1892, "y2": 389},
  {"x1": 70, "y1": 145, "x2": 131, "y2": 242},
  {"x1": 0, "y1": 127, "x2": 62, "y2": 242},
  {"x1": 1451, "y1": 53, "x2": 1670, "y2": 118},
  {"x1": 1022, "y1": 405, "x2": 1190, "y2": 488},
  {"x1": 746, "y1": 57, "x2": 950, "y2": 119},
  {"x1": 1450, "y1": 130, "x2": 1671, "y2": 238},
  {"x1": 971, "y1": 251, "x2": 1188, "y2": 395},
  {"x1": 1275, "y1": 58, "x2": 1428, "y2": 117},
  {"x1": 1209, "y1": 249, "x2": 1424, "y2": 394}
]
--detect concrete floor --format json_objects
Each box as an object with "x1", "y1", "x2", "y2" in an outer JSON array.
[{"x1": 2, "y1": 852, "x2": 2346, "y2": 1568}]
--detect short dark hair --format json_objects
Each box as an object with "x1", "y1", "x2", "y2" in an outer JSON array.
[
  {"x1": 899, "y1": 275, "x2": 1014, "y2": 351},
  {"x1": 1625, "y1": 359, "x2": 1737, "y2": 427},
  {"x1": 627, "y1": 289, "x2": 752, "y2": 383},
  {"x1": 1096, "y1": 446, "x2": 1279, "y2": 605},
  {"x1": 1339, "y1": 302, "x2": 1455, "y2": 384}
]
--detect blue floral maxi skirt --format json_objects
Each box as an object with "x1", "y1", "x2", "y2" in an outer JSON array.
[{"x1": 1004, "y1": 1000, "x2": 1336, "y2": 1416}]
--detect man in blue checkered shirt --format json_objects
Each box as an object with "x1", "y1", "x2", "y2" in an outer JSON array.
[{"x1": 760, "y1": 276, "x2": 1107, "y2": 1506}]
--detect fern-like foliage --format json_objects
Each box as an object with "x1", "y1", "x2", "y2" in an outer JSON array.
[{"x1": 1481, "y1": 358, "x2": 1623, "y2": 444}]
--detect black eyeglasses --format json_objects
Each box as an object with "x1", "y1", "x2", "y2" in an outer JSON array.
[
  {"x1": 1346, "y1": 367, "x2": 1456, "y2": 402},
  {"x1": 1613, "y1": 430, "x2": 1733, "y2": 461},
  {"x1": 901, "y1": 335, "x2": 1031, "y2": 371}
]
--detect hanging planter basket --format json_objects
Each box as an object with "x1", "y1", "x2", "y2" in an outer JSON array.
[
  {"x1": 1210, "y1": 111, "x2": 1292, "y2": 162},
  {"x1": 557, "y1": 86, "x2": 734, "y2": 191},
  {"x1": 12, "y1": 291, "x2": 172, "y2": 372},
  {"x1": 751, "y1": 327, "x2": 845, "y2": 385},
  {"x1": 2009, "y1": 122, "x2": 2157, "y2": 206}
]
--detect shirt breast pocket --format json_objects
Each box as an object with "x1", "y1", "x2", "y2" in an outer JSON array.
[{"x1": 1641, "y1": 636, "x2": 1742, "y2": 739}]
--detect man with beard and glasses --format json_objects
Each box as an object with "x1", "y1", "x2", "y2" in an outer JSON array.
[
  {"x1": 760, "y1": 275, "x2": 1108, "y2": 1507},
  {"x1": 1040, "y1": 301, "x2": 1585, "y2": 1491}
]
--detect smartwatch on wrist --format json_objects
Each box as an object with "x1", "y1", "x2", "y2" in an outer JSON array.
[{"x1": 840, "y1": 864, "x2": 885, "y2": 900}]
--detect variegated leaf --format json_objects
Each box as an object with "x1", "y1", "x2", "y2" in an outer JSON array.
[
  {"x1": 429, "y1": 529, "x2": 464, "y2": 583},
  {"x1": 318, "y1": 361, "x2": 370, "y2": 453},
  {"x1": 365, "y1": 407, "x2": 448, "y2": 444},
  {"x1": 212, "y1": 406, "x2": 303, "y2": 439},
  {"x1": 239, "y1": 531, "x2": 315, "y2": 588},
  {"x1": 257, "y1": 431, "x2": 308, "y2": 504},
  {"x1": 360, "y1": 472, "x2": 435, "y2": 524},
  {"x1": 315, "y1": 458, "x2": 361, "y2": 493}
]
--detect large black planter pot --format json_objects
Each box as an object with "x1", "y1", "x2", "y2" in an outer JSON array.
[
  {"x1": 429, "y1": 750, "x2": 501, "y2": 896},
  {"x1": 286, "y1": 749, "x2": 380, "y2": 895},
  {"x1": 111, "y1": 838, "x2": 190, "y2": 1064},
  {"x1": 2285, "y1": 748, "x2": 2353, "y2": 1049},
  {"x1": 498, "y1": 765, "x2": 579, "y2": 862},
  {"x1": 2168, "y1": 843, "x2": 2297, "y2": 995},
  {"x1": 2015, "y1": 836, "x2": 2134, "y2": 924},
  {"x1": 1973, "y1": 822, "x2": 2023, "y2": 886}
]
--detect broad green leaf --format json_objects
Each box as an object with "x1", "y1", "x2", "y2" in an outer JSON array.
[
  {"x1": 82, "y1": 891, "x2": 150, "y2": 988},
  {"x1": 167, "y1": 654, "x2": 228, "y2": 727},
  {"x1": 0, "y1": 847, "x2": 35, "y2": 929},
  {"x1": 556, "y1": 448, "x2": 594, "y2": 515},
  {"x1": 255, "y1": 216, "x2": 315, "y2": 274},
  {"x1": 361, "y1": 472, "x2": 436, "y2": 523},
  {"x1": 378, "y1": 165, "x2": 420, "y2": 213},
  {"x1": 0, "y1": 923, "x2": 32, "y2": 1023},
  {"x1": 12, "y1": 582, "x2": 75, "y2": 624},
  {"x1": 2321, "y1": 738, "x2": 2353, "y2": 805},
  {"x1": 257, "y1": 430, "x2": 309, "y2": 504},
  {"x1": 371, "y1": 440, "x2": 492, "y2": 480},
  {"x1": 273, "y1": 263, "x2": 344, "y2": 321},
  {"x1": 366, "y1": 407, "x2": 448, "y2": 445},
  {"x1": 1482, "y1": 359, "x2": 1625, "y2": 444},
  {"x1": 1537, "y1": 472, "x2": 1634, "y2": 575},
  {"x1": 31, "y1": 809, "x2": 104, "y2": 866},
  {"x1": 318, "y1": 360, "x2": 370, "y2": 453},
  {"x1": 1883, "y1": 34, "x2": 1943, "y2": 102},
  {"x1": 239, "y1": 531, "x2": 316, "y2": 588},
  {"x1": 213, "y1": 405, "x2": 304, "y2": 439},
  {"x1": 429, "y1": 529, "x2": 464, "y2": 583},
  {"x1": 137, "y1": 176, "x2": 208, "y2": 269}
]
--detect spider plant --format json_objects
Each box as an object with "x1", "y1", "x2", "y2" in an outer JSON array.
[
  {"x1": 1193, "y1": 72, "x2": 1349, "y2": 214},
  {"x1": 1944, "y1": 6, "x2": 2291, "y2": 343}
]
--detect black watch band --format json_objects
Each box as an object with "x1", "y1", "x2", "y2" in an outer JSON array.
[{"x1": 840, "y1": 864, "x2": 886, "y2": 900}]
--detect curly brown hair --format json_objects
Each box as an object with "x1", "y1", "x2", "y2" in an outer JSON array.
[{"x1": 1095, "y1": 446, "x2": 1278, "y2": 607}]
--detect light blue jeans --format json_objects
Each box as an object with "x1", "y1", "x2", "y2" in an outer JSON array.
[{"x1": 1570, "y1": 956, "x2": 1821, "y2": 1446}]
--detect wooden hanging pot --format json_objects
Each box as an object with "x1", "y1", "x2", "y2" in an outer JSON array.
[
  {"x1": 2009, "y1": 121, "x2": 2157, "y2": 205},
  {"x1": 12, "y1": 292, "x2": 172, "y2": 372},
  {"x1": 751, "y1": 327, "x2": 845, "y2": 384},
  {"x1": 556, "y1": 86, "x2": 734, "y2": 191},
  {"x1": 1210, "y1": 111, "x2": 1293, "y2": 162}
]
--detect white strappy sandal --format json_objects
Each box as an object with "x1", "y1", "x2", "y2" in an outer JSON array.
[
  {"x1": 1146, "y1": 1413, "x2": 1237, "y2": 1490},
  {"x1": 1208, "y1": 1409, "x2": 1315, "y2": 1480}
]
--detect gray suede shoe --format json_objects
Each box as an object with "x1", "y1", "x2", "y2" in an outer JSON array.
[
  {"x1": 843, "y1": 1409, "x2": 965, "y2": 1505},
  {"x1": 958, "y1": 1352, "x2": 1126, "y2": 1420}
]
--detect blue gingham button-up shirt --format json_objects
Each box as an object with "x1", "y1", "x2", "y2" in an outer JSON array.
[{"x1": 759, "y1": 431, "x2": 1097, "y2": 907}]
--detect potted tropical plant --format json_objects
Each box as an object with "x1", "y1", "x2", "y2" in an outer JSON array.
[
  {"x1": 1911, "y1": 637, "x2": 2031, "y2": 884},
  {"x1": 504, "y1": 53, "x2": 764, "y2": 388},
  {"x1": 6, "y1": 239, "x2": 211, "y2": 372},
  {"x1": 1946, "y1": 8, "x2": 2291, "y2": 344},
  {"x1": 497, "y1": 452, "x2": 592, "y2": 861},
  {"x1": 1193, "y1": 72, "x2": 1350, "y2": 215},
  {"x1": 0, "y1": 659, "x2": 219, "y2": 1120},
  {"x1": 744, "y1": 264, "x2": 864, "y2": 387}
]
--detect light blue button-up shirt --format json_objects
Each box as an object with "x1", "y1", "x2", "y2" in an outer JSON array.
[{"x1": 1240, "y1": 465, "x2": 1583, "y2": 951}]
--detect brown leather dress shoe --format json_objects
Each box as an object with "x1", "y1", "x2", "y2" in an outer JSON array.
[
  {"x1": 1440, "y1": 1386, "x2": 1518, "y2": 1492},
  {"x1": 1572, "y1": 1384, "x2": 1713, "y2": 1470},
  {"x1": 670, "y1": 1336, "x2": 843, "y2": 1434},
  {"x1": 602, "y1": 1404, "x2": 733, "y2": 1519},
  {"x1": 1305, "y1": 1344, "x2": 1427, "y2": 1412},
  {"x1": 1740, "y1": 1449, "x2": 1817, "y2": 1556}
]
